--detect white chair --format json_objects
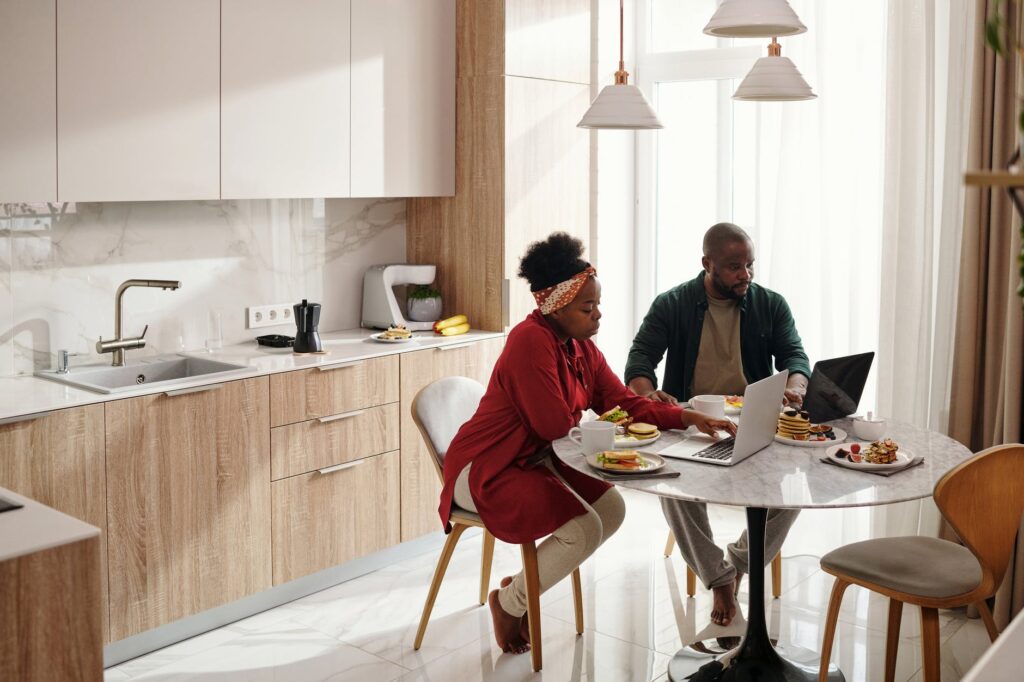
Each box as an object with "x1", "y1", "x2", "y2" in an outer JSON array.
[{"x1": 411, "y1": 376, "x2": 583, "y2": 672}]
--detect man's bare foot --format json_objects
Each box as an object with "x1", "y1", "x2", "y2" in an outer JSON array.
[
  {"x1": 488, "y1": 589, "x2": 530, "y2": 654},
  {"x1": 710, "y1": 583, "x2": 738, "y2": 626},
  {"x1": 498, "y1": 576, "x2": 531, "y2": 643}
]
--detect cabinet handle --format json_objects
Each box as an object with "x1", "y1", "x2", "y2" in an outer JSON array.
[
  {"x1": 163, "y1": 384, "x2": 223, "y2": 397},
  {"x1": 0, "y1": 410, "x2": 55, "y2": 426},
  {"x1": 436, "y1": 341, "x2": 477, "y2": 352},
  {"x1": 317, "y1": 409, "x2": 366, "y2": 424},
  {"x1": 315, "y1": 360, "x2": 364, "y2": 372},
  {"x1": 317, "y1": 459, "x2": 366, "y2": 475}
]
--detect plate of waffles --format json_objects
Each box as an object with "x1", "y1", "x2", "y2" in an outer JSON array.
[{"x1": 773, "y1": 407, "x2": 847, "y2": 448}]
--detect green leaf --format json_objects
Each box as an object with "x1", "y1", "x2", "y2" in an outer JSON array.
[{"x1": 986, "y1": 17, "x2": 1006, "y2": 55}]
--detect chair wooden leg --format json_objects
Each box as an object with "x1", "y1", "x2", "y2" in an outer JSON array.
[
  {"x1": 521, "y1": 542, "x2": 543, "y2": 672},
  {"x1": 818, "y1": 578, "x2": 849, "y2": 682},
  {"x1": 919, "y1": 607, "x2": 940, "y2": 682},
  {"x1": 479, "y1": 530, "x2": 495, "y2": 605},
  {"x1": 771, "y1": 552, "x2": 783, "y2": 599},
  {"x1": 884, "y1": 598, "x2": 903, "y2": 682},
  {"x1": 571, "y1": 567, "x2": 584, "y2": 635},
  {"x1": 976, "y1": 599, "x2": 1000, "y2": 642},
  {"x1": 664, "y1": 530, "x2": 676, "y2": 557},
  {"x1": 414, "y1": 523, "x2": 469, "y2": 650},
  {"x1": 686, "y1": 566, "x2": 696, "y2": 597}
]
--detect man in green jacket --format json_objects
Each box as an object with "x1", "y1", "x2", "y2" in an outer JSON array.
[{"x1": 625, "y1": 222, "x2": 810, "y2": 626}]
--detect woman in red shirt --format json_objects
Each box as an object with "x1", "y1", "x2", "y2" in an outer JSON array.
[{"x1": 439, "y1": 233, "x2": 736, "y2": 654}]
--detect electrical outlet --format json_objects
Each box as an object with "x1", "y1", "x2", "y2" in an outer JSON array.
[{"x1": 247, "y1": 304, "x2": 294, "y2": 329}]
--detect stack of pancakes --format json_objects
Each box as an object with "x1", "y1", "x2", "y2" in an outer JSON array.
[{"x1": 777, "y1": 409, "x2": 811, "y2": 440}]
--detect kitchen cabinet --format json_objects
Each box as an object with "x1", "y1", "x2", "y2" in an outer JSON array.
[
  {"x1": 221, "y1": 0, "x2": 351, "y2": 199},
  {"x1": 398, "y1": 337, "x2": 504, "y2": 541},
  {"x1": 271, "y1": 449, "x2": 400, "y2": 585},
  {"x1": 57, "y1": 0, "x2": 220, "y2": 201},
  {"x1": 269, "y1": 355, "x2": 399, "y2": 428},
  {"x1": 0, "y1": 405, "x2": 109, "y2": 642},
  {"x1": 351, "y1": 0, "x2": 455, "y2": 197},
  {"x1": 105, "y1": 377, "x2": 271, "y2": 641},
  {"x1": 0, "y1": 0, "x2": 56, "y2": 203}
]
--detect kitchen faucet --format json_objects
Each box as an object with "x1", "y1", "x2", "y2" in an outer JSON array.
[{"x1": 96, "y1": 279, "x2": 182, "y2": 366}]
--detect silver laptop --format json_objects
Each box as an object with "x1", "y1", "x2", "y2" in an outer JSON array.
[{"x1": 654, "y1": 371, "x2": 788, "y2": 466}]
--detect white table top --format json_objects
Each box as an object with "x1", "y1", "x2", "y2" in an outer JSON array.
[
  {"x1": 0, "y1": 486, "x2": 100, "y2": 563},
  {"x1": 962, "y1": 605, "x2": 1023, "y2": 681},
  {"x1": 553, "y1": 418, "x2": 973, "y2": 509}
]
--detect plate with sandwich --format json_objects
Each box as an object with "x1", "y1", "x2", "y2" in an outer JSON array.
[
  {"x1": 614, "y1": 422, "x2": 662, "y2": 448},
  {"x1": 587, "y1": 450, "x2": 666, "y2": 474},
  {"x1": 370, "y1": 325, "x2": 414, "y2": 343}
]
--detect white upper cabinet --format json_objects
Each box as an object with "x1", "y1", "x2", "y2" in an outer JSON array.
[
  {"x1": 221, "y1": 0, "x2": 351, "y2": 199},
  {"x1": 351, "y1": 0, "x2": 455, "y2": 197},
  {"x1": 0, "y1": 0, "x2": 56, "y2": 203},
  {"x1": 57, "y1": 0, "x2": 220, "y2": 201}
]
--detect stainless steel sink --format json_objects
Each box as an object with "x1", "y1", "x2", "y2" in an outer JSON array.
[{"x1": 36, "y1": 355, "x2": 253, "y2": 394}]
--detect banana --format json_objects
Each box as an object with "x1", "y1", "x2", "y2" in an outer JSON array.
[
  {"x1": 433, "y1": 314, "x2": 468, "y2": 333},
  {"x1": 438, "y1": 322, "x2": 470, "y2": 336}
]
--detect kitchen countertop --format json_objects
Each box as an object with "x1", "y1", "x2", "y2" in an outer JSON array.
[
  {"x1": 0, "y1": 486, "x2": 100, "y2": 563},
  {"x1": 0, "y1": 328, "x2": 503, "y2": 422}
]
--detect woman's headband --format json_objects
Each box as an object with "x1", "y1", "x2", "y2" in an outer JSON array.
[{"x1": 532, "y1": 266, "x2": 597, "y2": 315}]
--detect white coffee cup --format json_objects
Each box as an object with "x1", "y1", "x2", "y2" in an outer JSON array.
[
  {"x1": 689, "y1": 394, "x2": 726, "y2": 419},
  {"x1": 852, "y1": 413, "x2": 887, "y2": 441},
  {"x1": 568, "y1": 420, "x2": 616, "y2": 455}
]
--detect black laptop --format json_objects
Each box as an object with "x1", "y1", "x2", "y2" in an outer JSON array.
[{"x1": 803, "y1": 352, "x2": 875, "y2": 422}]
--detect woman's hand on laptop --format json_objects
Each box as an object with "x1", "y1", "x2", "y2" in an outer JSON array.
[{"x1": 681, "y1": 411, "x2": 737, "y2": 439}]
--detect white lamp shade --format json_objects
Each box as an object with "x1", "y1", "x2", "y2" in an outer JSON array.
[
  {"x1": 704, "y1": 0, "x2": 806, "y2": 38},
  {"x1": 732, "y1": 55, "x2": 816, "y2": 101},
  {"x1": 577, "y1": 84, "x2": 664, "y2": 129}
]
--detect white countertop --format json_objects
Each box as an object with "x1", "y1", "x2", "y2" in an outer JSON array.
[
  {"x1": 962, "y1": 605, "x2": 1022, "y2": 681},
  {"x1": 0, "y1": 328, "x2": 503, "y2": 422},
  {"x1": 0, "y1": 486, "x2": 100, "y2": 563}
]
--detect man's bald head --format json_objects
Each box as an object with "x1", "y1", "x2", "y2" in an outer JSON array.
[{"x1": 702, "y1": 222, "x2": 752, "y2": 260}]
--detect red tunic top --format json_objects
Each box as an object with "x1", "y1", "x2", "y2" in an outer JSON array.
[{"x1": 438, "y1": 310, "x2": 685, "y2": 544}]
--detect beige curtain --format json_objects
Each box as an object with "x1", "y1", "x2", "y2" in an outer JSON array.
[{"x1": 947, "y1": 0, "x2": 1024, "y2": 629}]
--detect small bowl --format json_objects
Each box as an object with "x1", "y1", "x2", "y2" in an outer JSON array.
[{"x1": 852, "y1": 417, "x2": 887, "y2": 441}]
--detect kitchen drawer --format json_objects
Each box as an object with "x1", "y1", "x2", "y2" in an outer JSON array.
[
  {"x1": 270, "y1": 355, "x2": 399, "y2": 427},
  {"x1": 271, "y1": 449, "x2": 400, "y2": 585},
  {"x1": 270, "y1": 402, "x2": 399, "y2": 480}
]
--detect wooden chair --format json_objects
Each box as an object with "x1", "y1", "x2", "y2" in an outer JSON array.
[
  {"x1": 410, "y1": 376, "x2": 584, "y2": 672},
  {"x1": 663, "y1": 530, "x2": 783, "y2": 598},
  {"x1": 817, "y1": 443, "x2": 1024, "y2": 682}
]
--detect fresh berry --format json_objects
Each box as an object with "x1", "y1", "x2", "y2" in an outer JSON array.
[
  {"x1": 826, "y1": 432, "x2": 836, "y2": 440},
  {"x1": 836, "y1": 448, "x2": 849, "y2": 458},
  {"x1": 850, "y1": 444, "x2": 861, "y2": 454}
]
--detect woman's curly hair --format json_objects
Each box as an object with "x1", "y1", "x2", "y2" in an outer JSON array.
[{"x1": 517, "y1": 232, "x2": 590, "y2": 292}]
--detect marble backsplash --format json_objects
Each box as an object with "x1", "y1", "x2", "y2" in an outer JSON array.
[{"x1": 0, "y1": 198, "x2": 406, "y2": 377}]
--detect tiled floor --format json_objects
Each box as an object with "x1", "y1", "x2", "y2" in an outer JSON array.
[{"x1": 105, "y1": 490, "x2": 991, "y2": 681}]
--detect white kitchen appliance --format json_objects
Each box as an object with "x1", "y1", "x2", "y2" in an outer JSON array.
[{"x1": 361, "y1": 264, "x2": 439, "y2": 331}]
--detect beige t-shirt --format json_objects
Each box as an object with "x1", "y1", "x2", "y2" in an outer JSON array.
[{"x1": 691, "y1": 296, "x2": 748, "y2": 396}]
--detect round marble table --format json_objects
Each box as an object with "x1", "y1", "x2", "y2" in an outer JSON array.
[{"x1": 552, "y1": 418, "x2": 973, "y2": 682}]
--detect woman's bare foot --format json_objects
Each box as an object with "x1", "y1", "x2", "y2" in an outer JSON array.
[
  {"x1": 710, "y1": 583, "x2": 738, "y2": 626},
  {"x1": 499, "y1": 576, "x2": 532, "y2": 644},
  {"x1": 488, "y1": 589, "x2": 530, "y2": 654}
]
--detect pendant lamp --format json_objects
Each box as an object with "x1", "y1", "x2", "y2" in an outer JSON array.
[
  {"x1": 732, "y1": 38, "x2": 816, "y2": 101},
  {"x1": 703, "y1": 0, "x2": 806, "y2": 38},
  {"x1": 578, "y1": 0, "x2": 663, "y2": 129}
]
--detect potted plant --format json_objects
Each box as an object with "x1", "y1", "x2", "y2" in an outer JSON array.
[{"x1": 407, "y1": 285, "x2": 443, "y2": 322}]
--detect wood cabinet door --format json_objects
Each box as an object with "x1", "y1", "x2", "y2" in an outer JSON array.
[
  {"x1": 0, "y1": 405, "x2": 108, "y2": 641},
  {"x1": 105, "y1": 378, "x2": 271, "y2": 641},
  {"x1": 351, "y1": 0, "x2": 455, "y2": 197},
  {"x1": 221, "y1": 0, "x2": 351, "y2": 199},
  {"x1": 0, "y1": 0, "x2": 56, "y2": 203},
  {"x1": 57, "y1": 0, "x2": 219, "y2": 201},
  {"x1": 398, "y1": 338, "x2": 503, "y2": 540}
]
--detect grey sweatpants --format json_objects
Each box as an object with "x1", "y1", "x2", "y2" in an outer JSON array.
[{"x1": 661, "y1": 498, "x2": 800, "y2": 589}]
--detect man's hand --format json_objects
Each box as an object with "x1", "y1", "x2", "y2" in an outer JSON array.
[
  {"x1": 644, "y1": 390, "x2": 678, "y2": 405},
  {"x1": 682, "y1": 411, "x2": 737, "y2": 439},
  {"x1": 784, "y1": 387, "x2": 806, "y2": 406}
]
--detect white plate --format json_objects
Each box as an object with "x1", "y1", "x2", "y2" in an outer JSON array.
[
  {"x1": 614, "y1": 430, "x2": 662, "y2": 449},
  {"x1": 824, "y1": 442, "x2": 913, "y2": 470},
  {"x1": 774, "y1": 426, "x2": 848, "y2": 448},
  {"x1": 585, "y1": 451, "x2": 666, "y2": 474},
  {"x1": 370, "y1": 332, "x2": 414, "y2": 344},
  {"x1": 686, "y1": 396, "x2": 743, "y2": 416}
]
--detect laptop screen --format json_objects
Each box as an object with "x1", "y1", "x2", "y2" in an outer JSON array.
[{"x1": 803, "y1": 352, "x2": 874, "y2": 422}]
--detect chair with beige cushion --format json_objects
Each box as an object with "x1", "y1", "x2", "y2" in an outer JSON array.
[
  {"x1": 411, "y1": 376, "x2": 584, "y2": 672},
  {"x1": 817, "y1": 443, "x2": 1024, "y2": 682},
  {"x1": 663, "y1": 530, "x2": 783, "y2": 598}
]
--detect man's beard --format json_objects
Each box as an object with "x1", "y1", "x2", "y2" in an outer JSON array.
[{"x1": 711, "y1": 274, "x2": 746, "y2": 300}]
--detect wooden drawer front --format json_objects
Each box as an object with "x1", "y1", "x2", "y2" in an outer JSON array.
[
  {"x1": 270, "y1": 402, "x2": 399, "y2": 480},
  {"x1": 271, "y1": 450, "x2": 399, "y2": 585},
  {"x1": 270, "y1": 355, "x2": 399, "y2": 427}
]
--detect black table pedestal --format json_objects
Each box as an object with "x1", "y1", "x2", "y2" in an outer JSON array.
[{"x1": 667, "y1": 507, "x2": 845, "y2": 682}]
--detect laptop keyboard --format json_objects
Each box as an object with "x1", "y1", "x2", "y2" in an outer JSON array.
[{"x1": 692, "y1": 437, "x2": 736, "y2": 461}]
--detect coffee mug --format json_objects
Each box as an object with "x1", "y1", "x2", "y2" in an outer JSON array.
[
  {"x1": 852, "y1": 417, "x2": 887, "y2": 441},
  {"x1": 690, "y1": 394, "x2": 726, "y2": 419},
  {"x1": 568, "y1": 420, "x2": 615, "y2": 455}
]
